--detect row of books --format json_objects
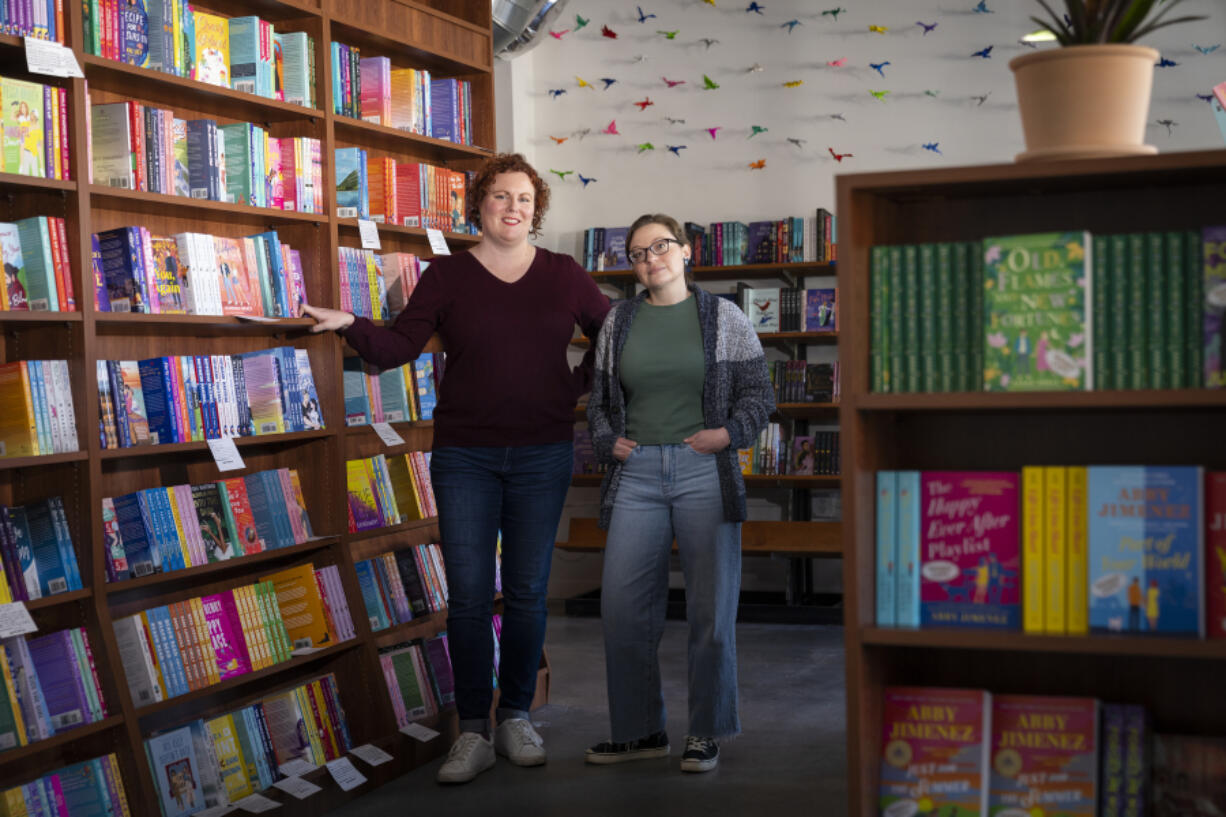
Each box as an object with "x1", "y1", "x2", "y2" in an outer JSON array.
[
  {"x1": 355, "y1": 543, "x2": 450, "y2": 632},
  {"x1": 878, "y1": 687, "x2": 1223, "y2": 817},
  {"x1": 0, "y1": 360, "x2": 78, "y2": 459},
  {"x1": 102, "y1": 467, "x2": 315, "y2": 582},
  {"x1": 870, "y1": 229, "x2": 1226, "y2": 394},
  {"x1": 768, "y1": 360, "x2": 839, "y2": 404},
  {"x1": 1, "y1": 754, "x2": 130, "y2": 817},
  {"x1": 115, "y1": 563, "x2": 351, "y2": 708},
  {"x1": 0, "y1": 77, "x2": 69, "y2": 180},
  {"x1": 0, "y1": 497, "x2": 82, "y2": 601},
  {"x1": 334, "y1": 148, "x2": 473, "y2": 233},
  {"x1": 0, "y1": 0, "x2": 63, "y2": 42},
  {"x1": 97, "y1": 348, "x2": 323, "y2": 450},
  {"x1": 736, "y1": 286, "x2": 837, "y2": 335},
  {"x1": 379, "y1": 634, "x2": 455, "y2": 727},
  {"x1": 86, "y1": 3, "x2": 316, "y2": 108},
  {"x1": 0, "y1": 628, "x2": 108, "y2": 750},
  {"x1": 741, "y1": 426, "x2": 841, "y2": 477},
  {"x1": 874, "y1": 467, "x2": 1225, "y2": 638},
  {"x1": 333, "y1": 49, "x2": 473, "y2": 145},
  {"x1": 90, "y1": 100, "x2": 324, "y2": 213},
  {"x1": 342, "y1": 354, "x2": 440, "y2": 425},
  {"x1": 145, "y1": 674, "x2": 351, "y2": 817},
  {"x1": 336, "y1": 247, "x2": 423, "y2": 321},
  {"x1": 0, "y1": 217, "x2": 74, "y2": 312},
  {"x1": 345, "y1": 452, "x2": 437, "y2": 533},
  {"x1": 93, "y1": 227, "x2": 307, "y2": 317}
]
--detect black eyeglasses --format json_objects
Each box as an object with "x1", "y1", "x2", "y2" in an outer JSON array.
[{"x1": 627, "y1": 238, "x2": 682, "y2": 264}]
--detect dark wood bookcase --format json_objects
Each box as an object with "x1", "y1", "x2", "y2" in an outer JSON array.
[
  {"x1": 0, "y1": 1, "x2": 538, "y2": 813},
  {"x1": 836, "y1": 150, "x2": 1226, "y2": 816}
]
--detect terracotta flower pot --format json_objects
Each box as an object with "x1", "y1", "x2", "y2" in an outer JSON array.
[{"x1": 1009, "y1": 44, "x2": 1159, "y2": 162}]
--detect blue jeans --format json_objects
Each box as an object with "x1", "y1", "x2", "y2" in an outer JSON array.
[
  {"x1": 430, "y1": 441, "x2": 573, "y2": 732},
  {"x1": 601, "y1": 444, "x2": 742, "y2": 742}
]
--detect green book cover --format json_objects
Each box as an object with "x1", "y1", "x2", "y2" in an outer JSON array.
[
  {"x1": 1092, "y1": 235, "x2": 1110, "y2": 391},
  {"x1": 871, "y1": 245, "x2": 888, "y2": 393},
  {"x1": 1146, "y1": 233, "x2": 1167, "y2": 389},
  {"x1": 951, "y1": 242, "x2": 971, "y2": 392},
  {"x1": 14, "y1": 217, "x2": 55, "y2": 312},
  {"x1": 1164, "y1": 232, "x2": 1185, "y2": 389},
  {"x1": 902, "y1": 245, "x2": 920, "y2": 393},
  {"x1": 919, "y1": 244, "x2": 938, "y2": 392},
  {"x1": 1186, "y1": 230, "x2": 1203, "y2": 386},
  {"x1": 936, "y1": 242, "x2": 955, "y2": 392},
  {"x1": 969, "y1": 241, "x2": 985, "y2": 390},
  {"x1": 983, "y1": 231, "x2": 1091, "y2": 391},
  {"x1": 1126, "y1": 233, "x2": 1148, "y2": 390},
  {"x1": 220, "y1": 123, "x2": 254, "y2": 207},
  {"x1": 1109, "y1": 234, "x2": 1129, "y2": 390},
  {"x1": 888, "y1": 245, "x2": 905, "y2": 392}
]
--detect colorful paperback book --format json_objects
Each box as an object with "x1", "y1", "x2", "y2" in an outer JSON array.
[
  {"x1": 1087, "y1": 466, "x2": 1204, "y2": 636},
  {"x1": 192, "y1": 11, "x2": 230, "y2": 87},
  {"x1": 879, "y1": 686, "x2": 992, "y2": 817},
  {"x1": 1209, "y1": 472, "x2": 1226, "y2": 639},
  {"x1": 1, "y1": 78, "x2": 45, "y2": 177},
  {"x1": 146, "y1": 724, "x2": 204, "y2": 817},
  {"x1": 988, "y1": 695, "x2": 1099, "y2": 817},
  {"x1": 0, "y1": 222, "x2": 28, "y2": 310},
  {"x1": 804, "y1": 288, "x2": 837, "y2": 332},
  {"x1": 1152, "y1": 734, "x2": 1226, "y2": 817},
  {"x1": 982, "y1": 232, "x2": 1092, "y2": 391},
  {"x1": 1204, "y1": 226, "x2": 1226, "y2": 388}
]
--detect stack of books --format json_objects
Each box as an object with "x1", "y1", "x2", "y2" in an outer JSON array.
[
  {"x1": 343, "y1": 353, "x2": 440, "y2": 424},
  {"x1": 0, "y1": 627, "x2": 110, "y2": 745},
  {"x1": 335, "y1": 147, "x2": 473, "y2": 232},
  {"x1": 0, "y1": 496, "x2": 83, "y2": 600},
  {"x1": 0, "y1": 217, "x2": 74, "y2": 312},
  {"x1": 332, "y1": 49, "x2": 474, "y2": 145},
  {"x1": 0, "y1": 360, "x2": 78, "y2": 459},
  {"x1": 379, "y1": 633, "x2": 456, "y2": 726},
  {"x1": 354, "y1": 542, "x2": 450, "y2": 631},
  {"x1": 345, "y1": 452, "x2": 437, "y2": 532},
  {"x1": 0, "y1": 77, "x2": 69, "y2": 181},
  {"x1": 1, "y1": 754, "x2": 130, "y2": 815}
]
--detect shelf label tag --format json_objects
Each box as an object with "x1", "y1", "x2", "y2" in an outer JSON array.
[
  {"x1": 272, "y1": 776, "x2": 322, "y2": 800},
  {"x1": 426, "y1": 229, "x2": 451, "y2": 255},
  {"x1": 358, "y1": 219, "x2": 382, "y2": 250},
  {"x1": 399, "y1": 723, "x2": 440, "y2": 742},
  {"x1": 349, "y1": 743, "x2": 394, "y2": 767},
  {"x1": 197, "y1": 806, "x2": 238, "y2": 817},
  {"x1": 234, "y1": 792, "x2": 282, "y2": 812},
  {"x1": 207, "y1": 437, "x2": 246, "y2": 472},
  {"x1": 325, "y1": 757, "x2": 368, "y2": 791},
  {"x1": 0, "y1": 603, "x2": 37, "y2": 638},
  {"x1": 289, "y1": 646, "x2": 323, "y2": 657},
  {"x1": 24, "y1": 37, "x2": 83, "y2": 77},
  {"x1": 370, "y1": 422, "x2": 404, "y2": 448},
  {"x1": 277, "y1": 758, "x2": 317, "y2": 778}
]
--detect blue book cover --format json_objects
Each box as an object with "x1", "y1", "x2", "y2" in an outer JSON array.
[
  {"x1": 54, "y1": 758, "x2": 112, "y2": 817},
  {"x1": 354, "y1": 559, "x2": 390, "y2": 631},
  {"x1": 138, "y1": 357, "x2": 176, "y2": 445},
  {"x1": 112, "y1": 491, "x2": 158, "y2": 576},
  {"x1": 8, "y1": 505, "x2": 39, "y2": 599},
  {"x1": 143, "y1": 607, "x2": 183, "y2": 698},
  {"x1": 147, "y1": 486, "x2": 186, "y2": 572},
  {"x1": 1088, "y1": 465, "x2": 1204, "y2": 635},
  {"x1": 145, "y1": 724, "x2": 205, "y2": 816},
  {"x1": 895, "y1": 471, "x2": 921, "y2": 628},
  {"x1": 295, "y1": 349, "x2": 323, "y2": 431},
  {"x1": 48, "y1": 497, "x2": 82, "y2": 592},
  {"x1": 242, "y1": 473, "x2": 280, "y2": 553},
  {"x1": 258, "y1": 470, "x2": 294, "y2": 549},
  {"x1": 246, "y1": 232, "x2": 287, "y2": 318},
  {"x1": 186, "y1": 119, "x2": 219, "y2": 201},
  {"x1": 21, "y1": 498, "x2": 68, "y2": 596},
  {"x1": 600, "y1": 226, "x2": 631, "y2": 272},
  {"x1": 875, "y1": 471, "x2": 898, "y2": 627},
  {"x1": 412, "y1": 358, "x2": 437, "y2": 421},
  {"x1": 273, "y1": 347, "x2": 302, "y2": 432},
  {"x1": 228, "y1": 16, "x2": 259, "y2": 95},
  {"x1": 1100, "y1": 703, "x2": 1125, "y2": 817},
  {"x1": 119, "y1": 0, "x2": 149, "y2": 67},
  {"x1": 342, "y1": 356, "x2": 371, "y2": 426},
  {"x1": 335, "y1": 147, "x2": 365, "y2": 218},
  {"x1": 26, "y1": 629, "x2": 90, "y2": 733},
  {"x1": 429, "y1": 79, "x2": 456, "y2": 142},
  {"x1": 153, "y1": 606, "x2": 190, "y2": 697}
]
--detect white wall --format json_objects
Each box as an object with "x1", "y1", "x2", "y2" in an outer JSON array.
[{"x1": 495, "y1": 0, "x2": 1226, "y2": 601}]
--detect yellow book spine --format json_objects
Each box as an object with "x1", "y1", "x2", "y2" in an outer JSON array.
[
  {"x1": 0, "y1": 648, "x2": 27, "y2": 746},
  {"x1": 1044, "y1": 466, "x2": 1068, "y2": 635},
  {"x1": 294, "y1": 685, "x2": 326, "y2": 766},
  {"x1": 3, "y1": 787, "x2": 29, "y2": 817},
  {"x1": 207, "y1": 714, "x2": 254, "y2": 802},
  {"x1": 189, "y1": 597, "x2": 222, "y2": 685},
  {"x1": 309, "y1": 680, "x2": 339, "y2": 759},
  {"x1": 139, "y1": 611, "x2": 169, "y2": 695},
  {"x1": 1066, "y1": 466, "x2": 1089, "y2": 635},
  {"x1": 1022, "y1": 466, "x2": 1045, "y2": 634},
  {"x1": 241, "y1": 585, "x2": 272, "y2": 670},
  {"x1": 0, "y1": 567, "x2": 11, "y2": 604},
  {"x1": 164, "y1": 487, "x2": 193, "y2": 568}
]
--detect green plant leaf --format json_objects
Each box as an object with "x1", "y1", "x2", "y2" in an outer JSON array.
[
  {"x1": 1108, "y1": 0, "x2": 1158, "y2": 42},
  {"x1": 1127, "y1": 0, "x2": 1207, "y2": 42},
  {"x1": 1031, "y1": 0, "x2": 1074, "y2": 43}
]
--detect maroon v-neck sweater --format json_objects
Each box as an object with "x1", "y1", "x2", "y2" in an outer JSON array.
[{"x1": 340, "y1": 247, "x2": 610, "y2": 448}]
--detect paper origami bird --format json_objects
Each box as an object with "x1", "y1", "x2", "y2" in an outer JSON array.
[
  {"x1": 971, "y1": 45, "x2": 993, "y2": 58},
  {"x1": 549, "y1": 30, "x2": 568, "y2": 39},
  {"x1": 549, "y1": 135, "x2": 568, "y2": 144},
  {"x1": 1196, "y1": 93, "x2": 1216, "y2": 102},
  {"x1": 786, "y1": 137, "x2": 806, "y2": 148},
  {"x1": 748, "y1": 125, "x2": 768, "y2": 138},
  {"x1": 578, "y1": 173, "x2": 596, "y2": 187},
  {"x1": 869, "y1": 25, "x2": 888, "y2": 34},
  {"x1": 667, "y1": 145, "x2": 687, "y2": 155},
  {"x1": 547, "y1": 88, "x2": 566, "y2": 98},
  {"x1": 972, "y1": 0, "x2": 992, "y2": 12},
  {"x1": 870, "y1": 61, "x2": 890, "y2": 76},
  {"x1": 747, "y1": 2, "x2": 764, "y2": 13},
  {"x1": 822, "y1": 7, "x2": 845, "y2": 20},
  {"x1": 664, "y1": 117, "x2": 687, "y2": 124},
  {"x1": 658, "y1": 30, "x2": 679, "y2": 39},
  {"x1": 827, "y1": 57, "x2": 847, "y2": 67},
  {"x1": 971, "y1": 91, "x2": 991, "y2": 106},
  {"x1": 572, "y1": 128, "x2": 592, "y2": 139},
  {"x1": 749, "y1": 159, "x2": 766, "y2": 169},
  {"x1": 1155, "y1": 118, "x2": 1177, "y2": 135},
  {"x1": 783, "y1": 80, "x2": 804, "y2": 88},
  {"x1": 699, "y1": 38, "x2": 720, "y2": 49},
  {"x1": 924, "y1": 89, "x2": 940, "y2": 97},
  {"x1": 602, "y1": 25, "x2": 618, "y2": 39},
  {"x1": 549, "y1": 169, "x2": 573, "y2": 181},
  {"x1": 663, "y1": 77, "x2": 686, "y2": 87},
  {"x1": 600, "y1": 77, "x2": 617, "y2": 90},
  {"x1": 781, "y1": 19, "x2": 802, "y2": 33},
  {"x1": 1157, "y1": 56, "x2": 1177, "y2": 67},
  {"x1": 830, "y1": 113, "x2": 846, "y2": 121},
  {"x1": 603, "y1": 120, "x2": 620, "y2": 135},
  {"x1": 1017, "y1": 38, "x2": 1038, "y2": 48},
  {"x1": 827, "y1": 148, "x2": 853, "y2": 162},
  {"x1": 703, "y1": 0, "x2": 715, "y2": 5},
  {"x1": 748, "y1": 63, "x2": 764, "y2": 72},
  {"x1": 869, "y1": 89, "x2": 889, "y2": 101},
  {"x1": 575, "y1": 14, "x2": 590, "y2": 29},
  {"x1": 634, "y1": 97, "x2": 655, "y2": 111},
  {"x1": 702, "y1": 74, "x2": 720, "y2": 89},
  {"x1": 576, "y1": 76, "x2": 594, "y2": 89},
  {"x1": 1194, "y1": 44, "x2": 1221, "y2": 55},
  {"x1": 922, "y1": 142, "x2": 941, "y2": 154},
  {"x1": 637, "y1": 142, "x2": 655, "y2": 153},
  {"x1": 706, "y1": 126, "x2": 723, "y2": 139},
  {"x1": 917, "y1": 21, "x2": 937, "y2": 34},
  {"x1": 636, "y1": 5, "x2": 657, "y2": 22}
]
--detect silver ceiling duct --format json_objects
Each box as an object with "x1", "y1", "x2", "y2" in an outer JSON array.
[{"x1": 493, "y1": 0, "x2": 570, "y2": 59}]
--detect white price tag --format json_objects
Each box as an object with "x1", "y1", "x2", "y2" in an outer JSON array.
[
  {"x1": 234, "y1": 793, "x2": 282, "y2": 813},
  {"x1": 235, "y1": 315, "x2": 281, "y2": 323},
  {"x1": 197, "y1": 806, "x2": 237, "y2": 817},
  {"x1": 0, "y1": 603, "x2": 38, "y2": 638},
  {"x1": 206, "y1": 437, "x2": 246, "y2": 472},
  {"x1": 399, "y1": 723, "x2": 441, "y2": 742},
  {"x1": 277, "y1": 758, "x2": 317, "y2": 778},
  {"x1": 370, "y1": 422, "x2": 405, "y2": 448},
  {"x1": 272, "y1": 777, "x2": 322, "y2": 800},
  {"x1": 357, "y1": 219, "x2": 382, "y2": 250},
  {"x1": 24, "y1": 37, "x2": 84, "y2": 77},
  {"x1": 325, "y1": 757, "x2": 368, "y2": 791},
  {"x1": 349, "y1": 743, "x2": 394, "y2": 767},
  {"x1": 426, "y1": 229, "x2": 451, "y2": 256}
]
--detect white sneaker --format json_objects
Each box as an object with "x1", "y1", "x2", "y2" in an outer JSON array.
[
  {"x1": 436, "y1": 732, "x2": 496, "y2": 783},
  {"x1": 494, "y1": 718, "x2": 547, "y2": 766}
]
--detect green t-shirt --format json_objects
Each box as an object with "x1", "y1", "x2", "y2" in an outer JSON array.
[{"x1": 620, "y1": 296, "x2": 706, "y2": 444}]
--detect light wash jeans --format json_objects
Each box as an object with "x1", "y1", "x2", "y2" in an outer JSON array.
[{"x1": 601, "y1": 443, "x2": 742, "y2": 742}]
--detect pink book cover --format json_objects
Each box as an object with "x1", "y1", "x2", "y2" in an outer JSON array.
[
  {"x1": 278, "y1": 138, "x2": 296, "y2": 212},
  {"x1": 395, "y1": 162, "x2": 422, "y2": 228},
  {"x1": 283, "y1": 245, "x2": 307, "y2": 310},
  {"x1": 276, "y1": 468, "x2": 308, "y2": 544},
  {"x1": 380, "y1": 654, "x2": 408, "y2": 727},
  {"x1": 173, "y1": 484, "x2": 207, "y2": 566},
  {"x1": 989, "y1": 695, "x2": 1099, "y2": 817},
  {"x1": 310, "y1": 138, "x2": 323, "y2": 214},
  {"x1": 1209, "y1": 472, "x2": 1226, "y2": 638},
  {"x1": 919, "y1": 471, "x2": 1021, "y2": 630},
  {"x1": 201, "y1": 591, "x2": 252, "y2": 680},
  {"x1": 267, "y1": 136, "x2": 283, "y2": 211},
  {"x1": 213, "y1": 237, "x2": 258, "y2": 317},
  {"x1": 880, "y1": 686, "x2": 991, "y2": 817}
]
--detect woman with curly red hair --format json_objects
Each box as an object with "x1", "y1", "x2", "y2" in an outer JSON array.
[{"x1": 302, "y1": 153, "x2": 609, "y2": 783}]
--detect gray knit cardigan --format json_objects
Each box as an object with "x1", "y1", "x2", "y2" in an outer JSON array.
[{"x1": 587, "y1": 283, "x2": 775, "y2": 529}]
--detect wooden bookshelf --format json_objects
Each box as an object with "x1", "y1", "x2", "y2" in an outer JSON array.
[
  {"x1": 0, "y1": 1, "x2": 502, "y2": 813},
  {"x1": 557, "y1": 517, "x2": 842, "y2": 558},
  {"x1": 836, "y1": 150, "x2": 1226, "y2": 817},
  {"x1": 590, "y1": 260, "x2": 837, "y2": 284}
]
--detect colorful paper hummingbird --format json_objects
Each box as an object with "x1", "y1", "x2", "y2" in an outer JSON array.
[
  {"x1": 971, "y1": 45, "x2": 993, "y2": 58},
  {"x1": 706, "y1": 126, "x2": 723, "y2": 139},
  {"x1": 1157, "y1": 56, "x2": 1177, "y2": 67},
  {"x1": 549, "y1": 135, "x2": 568, "y2": 144},
  {"x1": 549, "y1": 169, "x2": 573, "y2": 181},
  {"x1": 869, "y1": 89, "x2": 889, "y2": 101},
  {"x1": 576, "y1": 76, "x2": 594, "y2": 89},
  {"x1": 575, "y1": 14, "x2": 590, "y2": 30},
  {"x1": 662, "y1": 77, "x2": 686, "y2": 87},
  {"x1": 633, "y1": 97, "x2": 655, "y2": 111},
  {"x1": 746, "y1": 2, "x2": 764, "y2": 13},
  {"x1": 822, "y1": 7, "x2": 845, "y2": 20},
  {"x1": 667, "y1": 145, "x2": 687, "y2": 155},
  {"x1": 781, "y1": 19, "x2": 802, "y2": 33},
  {"x1": 578, "y1": 174, "x2": 597, "y2": 187},
  {"x1": 636, "y1": 5, "x2": 657, "y2": 22},
  {"x1": 870, "y1": 61, "x2": 890, "y2": 76},
  {"x1": 922, "y1": 142, "x2": 941, "y2": 154},
  {"x1": 748, "y1": 125, "x2": 768, "y2": 137},
  {"x1": 1194, "y1": 44, "x2": 1221, "y2": 55},
  {"x1": 827, "y1": 57, "x2": 847, "y2": 67},
  {"x1": 786, "y1": 137, "x2": 806, "y2": 148},
  {"x1": 549, "y1": 30, "x2": 568, "y2": 39},
  {"x1": 699, "y1": 38, "x2": 720, "y2": 49},
  {"x1": 827, "y1": 148, "x2": 853, "y2": 162},
  {"x1": 783, "y1": 80, "x2": 804, "y2": 88},
  {"x1": 547, "y1": 88, "x2": 566, "y2": 98},
  {"x1": 658, "y1": 29, "x2": 679, "y2": 39},
  {"x1": 603, "y1": 120, "x2": 619, "y2": 135},
  {"x1": 600, "y1": 77, "x2": 618, "y2": 90},
  {"x1": 602, "y1": 25, "x2": 618, "y2": 38},
  {"x1": 869, "y1": 25, "x2": 888, "y2": 34},
  {"x1": 917, "y1": 21, "x2": 937, "y2": 34},
  {"x1": 749, "y1": 159, "x2": 766, "y2": 169},
  {"x1": 637, "y1": 142, "x2": 655, "y2": 153},
  {"x1": 702, "y1": 74, "x2": 720, "y2": 89},
  {"x1": 972, "y1": 1, "x2": 992, "y2": 12},
  {"x1": 1155, "y1": 118, "x2": 1177, "y2": 135}
]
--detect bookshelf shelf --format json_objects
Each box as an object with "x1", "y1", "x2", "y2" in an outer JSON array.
[
  {"x1": 0, "y1": 33, "x2": 22, "y2": 49},
  {"x1": 337, "y1": 218, "x2": 480, "y2": 248},
  {"x1": 371, "y1": 608, "x2": 449, "y2": 649},
  {"x1": 570, "y1": 473, "x2": 840, "y2": 488},
  {"x1": 860, "y1": 628, "x2": 1226, "y2": 660},
  {"x1": 24, "y1": 588, "x2": 93, "y2": 611},
  {"x1": 93, "y1": 313, "x2": 318, "y2": 336},
  {"x1": 327, "y1": 13, "x2": 492, "y2": 75},
  {"x1": 186, "y1": 0, "x2": 323, "y2": 21},
  {"x1": 332, "y1": 116, "x2": 491, "y2": 163},
  {"x1": 96, "y1": 429, "x2": 331, "y2": 460},
  {"x1": 88, "y1": 185, "x2": 326, "y2": 224},
  {"x1": 0, "y1": 451, "x2": 88, "y2": 471},
  {"x1": 0, "y1": 173, "x2": 75, "y2": 192},
  {"x1": 347, "y1": 517, "x2": 440, "y2": 552},
  {"x1": 557, "y1": 517, "x2": 841, "y2": 558},
  {"x1": 0, "y1": 312, "x2": 83, "y2": 325},
  {"x1": 853, "y1": 388, "x2": 1226, "y2": 412},
  {"x1": 590, "y1": 260, "x2": 837, "y2": 283},
  {"x1": 759, "y1": 330, "x2": 839, "y2": 344},
  {"x1": 774, "y1": 402, "x2": 841, "y2": 420},
  {"x1": 0, "y1": 717, "x2": 126, "y2": 771}
]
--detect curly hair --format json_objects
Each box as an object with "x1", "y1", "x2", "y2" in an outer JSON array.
[{"x1": 466, "y1": 153, "x2": 551, "y2": 237}]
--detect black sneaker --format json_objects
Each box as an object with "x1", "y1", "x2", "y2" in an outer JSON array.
[
  {"x1": 680, "y1": 736, "x2": 719, "y2": 772},
  {"x1": 585, "y1": 730, "x2": 670, "y2": 764}
]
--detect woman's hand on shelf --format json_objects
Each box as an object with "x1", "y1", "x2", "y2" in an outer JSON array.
[{"x1": 301, "y1": 303, "x2": 356, "y2": 333}]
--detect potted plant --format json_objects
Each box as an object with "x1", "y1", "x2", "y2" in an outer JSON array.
[{"x1": 1010, "y1": 0, "x2": 1206, "y2": 162}]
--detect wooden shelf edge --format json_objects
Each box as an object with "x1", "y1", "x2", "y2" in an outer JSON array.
[
  {"x1": 859, "y1": 627, "x2": 1226, "y2": 659},
  {"x1": 94, "y1": 314, "x2": 317, "y2": 329},
  {"x1": 24, "y1": 587, "x2": 92, "y2": 611},
  {"x1": 853, "y1": 388, "x2": 1226, "y2": 412},
  {"x1": 337, "y1": 218, "x2": 480, "y2": 247},
  {"x1": 104, "y1": 538, "x2": 338, "y2": 597},
  {"x1": 98, "y1": 429, "x2": 331, "y2": 460},
  {"x1": 346, "y1": 516, "x2": 440, "y2": 546},
  {"x1": 0, "y1": 311, "x2": 83, "y2": 323},
  {"x1": 332, "y1": 115, "x2": 491, "y2": 158},
  {"x1": 589, "y1": 261, "x2": 836, "y2": 280},
  {"x1": 0, "y1": 716, "x2": 125, "y2": 766},
  {"x1": 0, "y1": 172, "x2": 75, "y2": 191},
  {"x1": 0, "y1": 451, "x2": 88, "y2": 471},
  {"x1": 372, "y1": 609, "x2": 449, "y2": 648},
  {"x1": 88, "y1": 185, "x2": 327, "y2": 222}
]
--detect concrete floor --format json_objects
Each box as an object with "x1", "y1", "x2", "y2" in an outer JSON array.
[{"x1": 329, "y1": 615, "x2": 848, "y2": 817}]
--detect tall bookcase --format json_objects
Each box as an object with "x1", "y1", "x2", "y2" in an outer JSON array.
[
  {"x1": 0, "y1": 1, "x2": 524, "y2": 814},
  {"x1": 836, "y1": 150, "x2": 1226, "y2": 816}
]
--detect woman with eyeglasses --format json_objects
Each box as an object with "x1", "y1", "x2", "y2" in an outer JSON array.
[
  {"x1": 301, "y1": 153, "x2": 609, "y2": 784},
  {"x1": 584, "y1": 213, "x2": 774, "y2": 773}
]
